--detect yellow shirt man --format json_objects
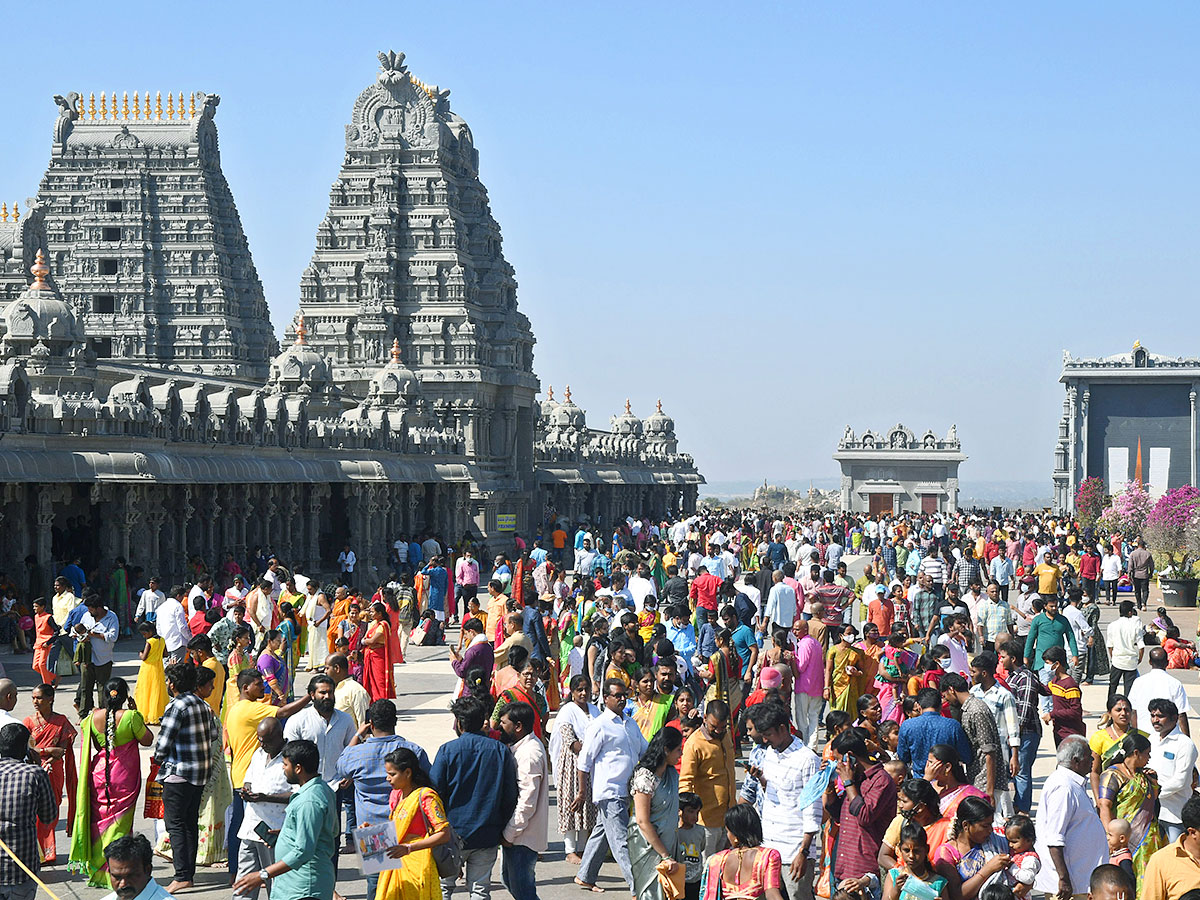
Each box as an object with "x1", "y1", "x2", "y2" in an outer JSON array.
[{"x1": 1034, "y1": 561, "x2": 1061, "y2": 596}]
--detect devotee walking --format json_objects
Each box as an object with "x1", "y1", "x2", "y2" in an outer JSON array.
[
  {"x1": 575, "y1": 678, "x2": 648, "y2": 894},
  {"x1": 233, "y1": 739, "x2": 337, "y2": 900},
  {"x1": 498, "y1": 701, "x2": 550, "y2": 900},
  {"x1": 1034, "y1": 734, "x2": 1108, "y2": 900},
  {"x1": 0, "y1": 723, "x2": 55, "y2": 900},
  {"x1": 431, "y1": 696, "x2": 518, "y2": 900},
  {"x1": 233, "y1": 717, "x2": 291, "y2": 900},
  {"x1": 155, "y1": 663, "x2": 216, "y2": 893}
]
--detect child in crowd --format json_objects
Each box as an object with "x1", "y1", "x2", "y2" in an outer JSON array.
[
  {"x1": 1106, "y1": 817, "x2": 1133, "y2": 882},
  {"x1": 878, "y1": 720, "x2": 900, "y2": 759},
  {"x1": 674, "y1": 792, "x2": 705, "y2": 900},
  {"x1": 133, "y1": 619, "x2": 167, "y2": 723},
  {"x1": 883, "y1": 820, "x2": 948, "y2": 900},
  {"x1": 1003, "y1": 814, "x2": 1040, "y2": 898},
  {"x1": 822, "y1": 710, "x2": 852, "y2": 762}
]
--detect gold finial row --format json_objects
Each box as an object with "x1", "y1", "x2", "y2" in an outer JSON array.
[
  {"x1": 80, "y1": 91, "x2": 196, "y2": 122},
  {"x1": 0, "y1": 202, "x2": 19, "y2": 223},
  {"x1": 408, "y1": 74, "x2": 436, "y2": 102}
]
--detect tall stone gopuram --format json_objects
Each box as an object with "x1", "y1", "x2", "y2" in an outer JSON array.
[
  {"x1": 23, "y1": 90, "x2": 277, "y2": 378},
  {"x1": 296, "y1": 51, "x2": 539, "y2": 533}
]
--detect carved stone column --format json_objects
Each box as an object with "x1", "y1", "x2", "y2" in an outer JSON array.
[
  {"x1": 306, "y1": 488, "x2": 323, "y2": 571},
  {"x1": 178, "y1": 486, "x2": 195, "y2": 575},
  {"x1": 36, "y1": 485, "x2": 55, "y2": 593},
  {"x1": 1192, "y1": 385, "x2": 1197, "y2": 487},
  {"x1": 409, "y1": 484, "x2": 425, "y2": 534}
]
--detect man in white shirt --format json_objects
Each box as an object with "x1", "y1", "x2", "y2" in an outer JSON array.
[
  {"x1": 233, "y1": 718, "x2": 293, "y2": 900},
  {"x1": 136, "y1": 577, "x2": 166, "y2": 622},
  {"x1": 1105, "y1": 600, "x2": 1144, "y2": 701},
  {"x1": 337, "y1": 545, "x2": 356, "y2": 583},
  {"x1": 75, "y1": 596, "x2": 120, "y2": 715},
  {"x1": 156, "y1": 586, "x2": 190, "y2": 666},
  {"x1": 498, "y1": 701, "x2": 549, "y2": 899},
  {"x1": 282, "y1": 675, "x2": 356, "y2": 791},
  {"x1": 187, "y1": 577, "x2": 214, "y2": 618},
  {"x1": 746, "y1": 702, "x2": 822, "y2": 900},
  {"x1": 574, "y1": 539, "x2": 598, "y2": 579},
  {"x1": 99, "y1": 834, "x2": 173, "y2": 900},
  {"x1": 575, "y1": 678, "x2": 647, "y2": 893},
  {"x1": 763, "y1": 571, "x2": 797, "y2": 633},
  {"x1": 626, "y1": 564, "x2": 657, "y2": 613},
  {"x1": 1128, "y1": 647, "x2": 1191, "y2": 736},
  {"x1": 1147, "y1": 698, "x2": 1199, "y2": 842},
  {"x1": 1034, "y1": 735, "x2": 1108, "y2": 900},
  {"x1": 391, "y1": 537, "x2": 408, "y2": 572}
]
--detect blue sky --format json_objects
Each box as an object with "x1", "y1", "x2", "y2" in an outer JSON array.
[{"x1": 1, "y1": 3, "x2": 1197, "y2": 485}]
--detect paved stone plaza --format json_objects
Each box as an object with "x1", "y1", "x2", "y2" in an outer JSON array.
[{"x1": 10, "y1": 560, "x2": 1197, "y2": 900}]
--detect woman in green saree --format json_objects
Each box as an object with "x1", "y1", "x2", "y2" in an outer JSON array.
[
  {"x1": 68, "y1": 678, "x2": 154, "y2": 886},
  {"x1": 825, "y1": 625, "x2": 867, "y2": 714},
  {"x1": 627, "y1": 725, "x2": 684, "y2": 899},
  {"x1": 1097, "y1": 733, "x2": 1165, "y2": 892}
]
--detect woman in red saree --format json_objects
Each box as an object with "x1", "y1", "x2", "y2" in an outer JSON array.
[
  {"x1": 490, "y1": 664, "x2": 547, "y2": 739},
  {"x1": 25, "y1": 683, "x2": 76, "y2": 863},
  {"x1": 362, "y1": 602, "x2": 395, "y2": 701}
]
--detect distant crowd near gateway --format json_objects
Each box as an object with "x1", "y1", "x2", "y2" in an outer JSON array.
[{"x1": 0, "y1": 508, "x2": 1197, "y2": 900}]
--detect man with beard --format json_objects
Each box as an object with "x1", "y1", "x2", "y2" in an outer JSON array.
[
  {"x1": 679, "y1": 699, "x2": 736, "y2": 860},
  {"x1": 283, "y1": 675, "x2": 355, "y2": 861},
  {"x1": 233, "y1": 740, "x2": 336, "y2": 900},
  {"x1": 100, "y1": 834, "x2": 171, "y2": 900},
  {"x1": 498, "y1": 701, "x2": 550, "y2": 900}
]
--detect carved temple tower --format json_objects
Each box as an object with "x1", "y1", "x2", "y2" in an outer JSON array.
[
  {"x1": 295, "y1": 51, "x2": 539, "y2": 533},
  {"x1": 27, "y1": 90, "x2": 277, "y2": 379}
]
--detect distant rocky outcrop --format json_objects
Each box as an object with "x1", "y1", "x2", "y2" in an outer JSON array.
[{"x1": 702, "y1": 480, "x2": 840, "y2": 513}]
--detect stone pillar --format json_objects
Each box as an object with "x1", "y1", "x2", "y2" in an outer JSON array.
[
  {"x1": 120, "y1": 486, "x2": 142, "y2": 564},
  {"x1": 36, "y1": 485, "x2": 55, "y2": 592},
  {"x1": 1080, "y1": 385, "x2": 1090, "y2": 484},
  {"x1": 408, "y1": 485, "x2": 423, "y2": 534},
  {"x1": 146, "y1": 504, "x2": 167, "y2": 578},
  {"x1": 452, "y1": 485, "x2": 467, "y2": 541},
  {"x1": 306, "y1": 488, "x2": 322, "y2": 571},
  {"x1": 1192, "y1": 385, "x2": 1197, "y2": 487},
  {"x1": 178, "y1": 486, "x2": 195, "y2": 575}
]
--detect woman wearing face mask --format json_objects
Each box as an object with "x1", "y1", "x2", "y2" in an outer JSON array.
[{"x1": 880, "y1": 778, "x2": 952, "y2": 871}]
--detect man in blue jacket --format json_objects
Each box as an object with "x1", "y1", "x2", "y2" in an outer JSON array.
[{"x1": 431, "y1": 695, "x2": 518, "y2": 900}]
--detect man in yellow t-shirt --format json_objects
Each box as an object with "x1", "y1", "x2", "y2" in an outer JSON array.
[
  {"x1": 224, "y1": 668, "x2": 309, "y2": 867},
  {"x1": 1033, "y1": 552, "x2": 1062, "y2": 598}
]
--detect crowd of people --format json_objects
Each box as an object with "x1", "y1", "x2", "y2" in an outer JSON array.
[{"x1": 0, "y1": 510, "x2": 1196, "y2": 900}]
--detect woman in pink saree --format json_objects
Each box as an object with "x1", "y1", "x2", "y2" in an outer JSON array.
[{"x1": 67, "y1": 678, "x2": 154, "y2": 886}]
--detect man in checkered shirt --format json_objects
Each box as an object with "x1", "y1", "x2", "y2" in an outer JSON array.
[
  {"x1": 153, "y1": 663, "x2": 214, "y2": 893},
  {"x1": 0, "y1": 722, "x2": 54, "y2": 900}
]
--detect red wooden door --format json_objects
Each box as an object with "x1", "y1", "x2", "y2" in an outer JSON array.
[{"x1": 869, "y1": 493, "x2": 893, "y2": 517}]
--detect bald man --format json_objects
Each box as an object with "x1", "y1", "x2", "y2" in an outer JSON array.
[
  {"x1": 789, "y1": 621, "x2": 825, "y2": 747},
  {"x1": 0, "y1": 679, "x2": 20, "y2": 727},
  {"x1": 0, "y1": 679, "x2": 39, "y2": 763},
  {"x1": 234, "y1": 717, "x2": 293, "y2": 900}
]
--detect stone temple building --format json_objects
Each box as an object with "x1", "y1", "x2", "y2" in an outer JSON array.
[
  {"x1": 833, "y1": 424, "x2": 965, "y2": 515},
  {"x1": 1052, "y1": 342, "x2": 1199, "y2": 512},
  {"x1": 0, "y1": 52, "x2": 702, "y2": 592}
]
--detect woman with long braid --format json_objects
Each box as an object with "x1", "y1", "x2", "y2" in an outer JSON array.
[{"x1": 68, "y1": 677, "x2": 154, "y2": 886}]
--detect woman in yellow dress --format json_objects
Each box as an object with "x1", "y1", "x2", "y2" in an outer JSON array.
[
  {"x1": 376, "y1": 748, "x2": 451, "y2": 900},
  {"x1": 133, "y1": 620, "x2": 167, "y2": 724}
]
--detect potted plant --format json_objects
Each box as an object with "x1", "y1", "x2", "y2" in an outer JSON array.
[{"x1": 1145, "y1": 485, "x2": 1200, "y2": 607}]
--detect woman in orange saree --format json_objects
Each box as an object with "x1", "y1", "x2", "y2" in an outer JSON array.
[
  {"x1": 25, "y1": 684, "x2": 77, "y2": 863},
  {"x1": 362, "y1": 602, "x2": 395, "y2": 701}
]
